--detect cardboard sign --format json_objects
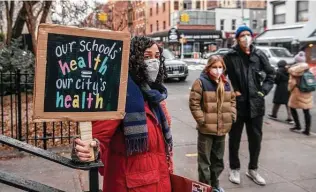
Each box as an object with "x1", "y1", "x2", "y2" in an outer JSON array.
[
  {"x1": 33, "y1": 24, "x2": 130, "y2": 121},
  {"x1": 170, "y1": 174, "x2": 212, "y2": 192}
]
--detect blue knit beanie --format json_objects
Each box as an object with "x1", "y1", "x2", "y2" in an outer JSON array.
[{"x1": 235, "y1": 25, "x2": 253, "y2": 38}]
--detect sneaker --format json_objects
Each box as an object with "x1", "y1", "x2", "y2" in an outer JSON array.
[
  {"x1": 229, "y1": 169, "x2": 240, "y2": 184},
  {"x1": 246, "y1": 169, "x2": 266, "y2": 186},
  {"x1": 213, "y1": 187, "x2": 225, "y2": 192},
  {"x1": 286, "y1": 119, "x2": 294, "y2": 124},
  {"x1": 302, "y1": 130, "x2": 310, "y2": 136},
  {"x1": 268, "y1": 114, "x2": 277, "y2": 119},
  {"x1": 290, "y1": 127, "x2": 301, "y2": 131}
]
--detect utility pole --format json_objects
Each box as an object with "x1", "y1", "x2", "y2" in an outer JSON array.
[
  {"x1": 180, "y1": 33, "x2": 184, "y2": 60},
  {"x1": 241, "y1": 0, "x2": 245, "y2": 25}
]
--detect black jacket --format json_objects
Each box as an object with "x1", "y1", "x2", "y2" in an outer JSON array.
[
  {"x1": 223, "y1": 45, "x2": 275, "y2": 118},
  {"x1": 273, "y1": 67, "x2": 290, "y2": 104}
]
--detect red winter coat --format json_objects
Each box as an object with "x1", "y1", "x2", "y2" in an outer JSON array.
[{"x1": 92, "y1": 102, "x2": 172, "y2": 192}]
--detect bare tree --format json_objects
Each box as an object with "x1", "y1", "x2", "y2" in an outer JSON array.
[
  {"x1": 51, "y1": 0, "x2": 100, "y2": 26},
  {"x1": 4, "y1": 1, "x2": 14, "y2": 45},
  {"x1": 24, "y1": 1, "x2": 52, "y2": 54},
  {"x1": 2, "y1": 1, "x2": 52, "y2": 52}
]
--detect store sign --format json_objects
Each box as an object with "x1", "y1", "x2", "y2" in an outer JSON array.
[
  {"x1": 184, "y1": 35, "x2": 220, "y2": 40},
  {"x1": 168, "y1": 27, "x2": 180, "y2": 43}
]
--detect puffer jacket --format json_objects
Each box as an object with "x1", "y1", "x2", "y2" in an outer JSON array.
[
  {"x1": 288, "y1": 63, "x2": 314, "y2": 109},
  {"x1": 189, "y1": 73, "x2": 236, "y2": 136},
  {"x1": 223, "y1": 44, "x2": 275, "y2": 118}
]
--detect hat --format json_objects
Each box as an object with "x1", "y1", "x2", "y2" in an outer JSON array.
[
  {"x1": 294, "y1": 51, "x2": 306, "y2": 63},
  {"x1": 277, "y1": 60, "x2": 287, "y2": 68},
  {"x1": 235, "y1": 25, "x2": 253, "y2": 38}
]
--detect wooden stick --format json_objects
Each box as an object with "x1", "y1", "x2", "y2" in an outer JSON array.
[{"x1": 79, "y1": 122, "x2": 95, "y2": 162}]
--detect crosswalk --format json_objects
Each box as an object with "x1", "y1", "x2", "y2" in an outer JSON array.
[{"x1": 187, "y1": 65, "x2": 205, "y2": 71}]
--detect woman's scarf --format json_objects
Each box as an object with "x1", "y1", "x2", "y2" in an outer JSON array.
[{"x1": 123, "y1": 76, "x2": 173, "y2": 156}]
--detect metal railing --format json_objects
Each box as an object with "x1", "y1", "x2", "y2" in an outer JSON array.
[{"x1": 0, "y1": 70, "x2": 79, "y2": 150}]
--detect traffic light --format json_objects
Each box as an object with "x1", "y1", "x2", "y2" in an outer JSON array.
[
  {"x1": 97, "y1": 13, "x2": 108, "y2": 22},
  {"x1": 180, "y1": 13, "x2": 190, "y2": 23}
]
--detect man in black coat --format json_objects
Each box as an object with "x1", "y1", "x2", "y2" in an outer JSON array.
[{"x1": 223, "y1": 25, "x2": 275, "y2": 186}]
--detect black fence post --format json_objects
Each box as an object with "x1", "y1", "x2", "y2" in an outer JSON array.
[
  {"x1": 16, "y1": 70, "x2": 22, "y2": 141},
  {"x1": 43, "y1": 122, "x2": 47, "y2": 150},
  {"x1": 89, "y1": 168, "x2": 99, "y2": 192}
]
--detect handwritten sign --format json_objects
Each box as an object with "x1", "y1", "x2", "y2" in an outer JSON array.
[{"x1": 33, "y1": 24, "x2": 130, "y2": 121}]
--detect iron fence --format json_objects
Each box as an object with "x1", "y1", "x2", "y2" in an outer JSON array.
[{"x1": 0, "y1": 70, "x2": 79, "y2": 150}]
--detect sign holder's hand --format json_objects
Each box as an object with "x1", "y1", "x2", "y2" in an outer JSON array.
[{"x1": 78, "y1": 122, "x2": 95, "y2": 162}]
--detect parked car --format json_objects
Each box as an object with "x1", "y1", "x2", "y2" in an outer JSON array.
[
  {"x1": 256, "y1": 46, "x2": 295, "y2": 69},
  {"x1": 203, "y1": 48, "x2": 230, "y2": 59},
  {"x1": 163, "y1": 49, "x2": 189, "y2": 81}
]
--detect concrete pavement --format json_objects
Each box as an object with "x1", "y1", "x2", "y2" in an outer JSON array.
[{"x1": 0, "y1": 66, "x2": 315, "y2": 192}]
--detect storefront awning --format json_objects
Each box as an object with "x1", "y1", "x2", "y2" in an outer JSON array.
[
  {"x1": 255, "y1": 27, "x2": 303, "y2": 43},
  {"x1": 147, "y1": 29, "x2": 222, "y2": 39}
]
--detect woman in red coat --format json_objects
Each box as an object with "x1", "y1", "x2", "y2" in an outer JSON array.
[{"x1": 73, "y1": 36, "x2": 173, "y2": 192}]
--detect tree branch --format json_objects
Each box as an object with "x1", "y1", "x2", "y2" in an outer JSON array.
[
  {"x1": 35, "y1": 2, "x2": 44, "y2": 19},
  {"x1": 40, "y1": 1, "x2": 52, "y2": 23}
]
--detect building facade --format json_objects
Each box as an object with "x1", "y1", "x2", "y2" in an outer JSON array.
[
  {"x1": 214, "y1": 7, "x2": 266, "y2": 47},
  {"x1": 217, "y1": 0, "x2": 266, "y2": 9},
  {"x1": 146, "y1": 0, "x2": 222, "y2": 58},
  {"x1": 145, "y1": 1, "x2": 171, "y2": 36}
]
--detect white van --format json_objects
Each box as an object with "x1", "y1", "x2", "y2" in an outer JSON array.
[{"x1": 256, "y1": 46, "x2": 295, "y2": 69}]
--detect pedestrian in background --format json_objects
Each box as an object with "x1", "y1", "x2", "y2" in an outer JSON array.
[
  {"x1": 268, "y1": 60, "x2": 293, "y2": 124},
  {"x1": 223, "y1": 25, "x2": 275, "y2": 186},
  {"x1": 189, "y1": 55, "x2": 236, "y2": 192},
  {"x1": 288, "y1": 51, "x2": 314, "y2": 135}
]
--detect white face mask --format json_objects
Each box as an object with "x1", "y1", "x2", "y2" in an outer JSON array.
[
  {"x1": 211, "y1": 68, "x2": 223, "y2": 78},
  {"x1": 144, "y1": 58, "x2": 160, "y2": 82},
  {"x1": 240, "y1": 35, "x2": 252, "y2": 48}
]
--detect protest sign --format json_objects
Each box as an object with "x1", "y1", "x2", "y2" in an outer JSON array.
[{"x1": 33, "y1": 24, "x2": 130, "y2": 122}]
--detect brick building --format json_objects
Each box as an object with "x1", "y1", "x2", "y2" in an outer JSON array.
[{"x1": 147, "y1": 0, "x2": 222, "y2": 58}]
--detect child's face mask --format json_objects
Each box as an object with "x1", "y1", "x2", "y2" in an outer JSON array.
[{"x1": 210, "y1": 68, "x2": 223, "y2": 78}]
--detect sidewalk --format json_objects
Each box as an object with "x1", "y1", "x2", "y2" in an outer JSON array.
[
  {"x1": 0, "y1": 118, "x2": 315, "y2": 192},
  {"x1": 172, "y1": 118, "x2": 316, "y2": 192}
]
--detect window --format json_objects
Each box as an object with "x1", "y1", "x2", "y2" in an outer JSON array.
[
  {"x1": 296, "y1": 1, "x2": 309, "y2": 22},
  {"x1": 163, "y1": 21, "x2": 166, "y2": 29},
  {"x1": 183, "y1": 0, "x2": 192, "y2": 10},
  {"x1": 150, "y1": 8, "x2": 152, "y2": 16},
  {"x1": 232, "y1": 19, "x2": 236, "y2": 30},
  {"x1": 196, "y1": 1, "x2": 201, "y2": 9},
  {"x1": 252, "y1": 20, "x2": 257, "y2": 29},
  {"x1": 163, "y1": 2, "x2": 166, "y2": 12},
  {"x1": 150, "y1": 24, "x2": 153, "y2": 32},
  {"x1": 269, "y1": 48, "x2": 292, "y2": 58},
  {"x1": 273, "y1": 2, "x2": 286, "y2": 24},
  {"x1": 156, "y1": 3, "x2": 159, "y2": 14},
  {"x1": 156, "y1": 20, "x2": 159, "y2": 31},
  {"x1": 220, "y1": 19, "x2": 225, "y2": 30},
  {"x1": 174, "y1": 1, "x2": 179, "y2": 10}
]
